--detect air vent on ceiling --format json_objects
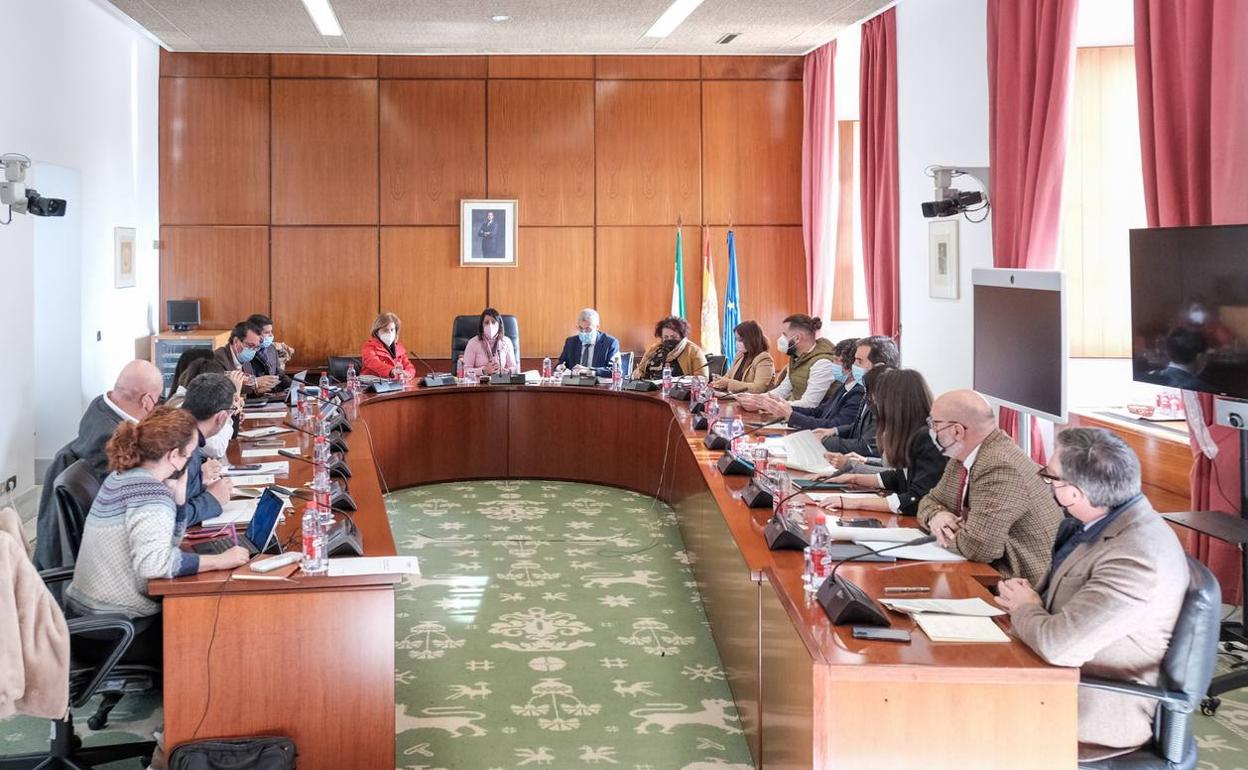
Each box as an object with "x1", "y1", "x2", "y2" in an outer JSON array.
[{"x1": 716, "y1": 32, "x2": 741, "y2": 45}]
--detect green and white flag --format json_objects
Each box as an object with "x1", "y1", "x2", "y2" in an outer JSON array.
[{"x1": 671, "y1": 227, "x2": 686, "y2": 317}]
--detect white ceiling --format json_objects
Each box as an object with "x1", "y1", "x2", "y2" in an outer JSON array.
[{"x1": 105, "y1": 0, "x2": 891, "y2": 56}]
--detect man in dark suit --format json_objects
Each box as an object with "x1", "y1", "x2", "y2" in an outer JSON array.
[
  {"x1": 756, "y1": 338, "x2": 863, "y2": 431},
  {"x1": 1145, "y1": 326, "x2": 1207, "y2": 391},
  {"x1": 179, "y1": 373, "x2": 237, "y2": 528},
  {"x1": 478, "y1": 211, "x2": 502, "y2": 258},
  {"x1": 819, "y1": 336, "x2": 899, "y2": 455},
  {"x1": 214, "y1": 320, "x2": 279, "y2": 396},
  {"x1": 245, "y1": 313, "x2": 292, "y2": 392},
  {"x1": 34, "y1": 360, "x2": 164, "y2": 569},
  {"x1": 555, "y1": 308, "x2": 621, "y2": 378}
]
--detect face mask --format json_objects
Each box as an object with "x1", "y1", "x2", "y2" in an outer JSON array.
[
  {"x1": 735, "y1": 340, "x2": 746, "y2": 355},
  {"x1": 260, "y1": 334, "x2": 274, "y2": 349},
  {"x1": 851, "y1": 364, "x2": 868, "y2": 383},
  {"x1": 238, "y1": 346, "x2": 257, "y2": 364},
  {"x1": 777, "y1": 334, "x2": 790, "y2": 352},
  {"x1": 379, "y1": 330, "x2": 396, "y2": 347},
  {"x1": 831, "y1": 366, "x2": 848, "y2": 384},
  {"x1": 929, "y1": 424, "x2": 956, "y2": 456},
  {"x1": 483, "y1": 323, "x2": 498, "y2": 338},
  {"x1": 168, "y1": 455, "x2": 189, "y2": 481},
  {"x1": 1189, "y1": 311, "x2": 1207, "y2": 324},
  {"x1": 578, "y1": 330, "x2": 596, "y2": 345}
]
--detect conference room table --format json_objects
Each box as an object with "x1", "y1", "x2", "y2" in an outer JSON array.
[{"x1": 152, "y1": 379, "x2": 1077, "y2": 770}]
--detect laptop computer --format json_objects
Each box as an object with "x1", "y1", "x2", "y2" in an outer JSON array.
[{"x1": 192, "y1": 489, "x2": 284, "y2": 556}]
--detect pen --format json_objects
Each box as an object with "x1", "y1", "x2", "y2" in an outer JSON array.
[{"x1": 884, "y1": 586, "x2": 930, "y2": 594}]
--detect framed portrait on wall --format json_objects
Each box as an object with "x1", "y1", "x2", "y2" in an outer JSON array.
[
  {"x1": 928, "y1": 219, "x2": 959, "y2": 300},
  {"x1": 460, "y1": 199, "x2": 518, "y2": 267},
  {"x1": 114, "y1": 227, "x2": 137, "y2": 288}
]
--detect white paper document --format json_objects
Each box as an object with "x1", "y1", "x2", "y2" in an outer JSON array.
[
  {"x1": 782, "y1": 430, "x2": 836, "y2": 474},
  {"x1": 201, "y1": 496, "x2": 293, "y2": 528},
  {"x1": 238, "y1": 426, "x2": 294, "y2": 439},
  {"x1": 880, "y1": 598, "x2": 1005, "y2": 617},
  {"x1": 859, "y1": 541, "x2": 967, "y2": 562},
  {"x1": 823, "y1": 525, "x2": 921, "y2": 543},
  {"x1": 240, "y1": 446, "x2": 293, "y2": 458},
  {"x1": 327, "y1": 556, "x2": 421, "y2": 577},
  {"x1": 226, "y1": 474, "x2": 275, "y2": 487},
  {"x1": 242, "y1": 409, "x2": 289, "y2": 421},
  {"x1": 222, "y1": 461, "x2": 289, "y2": 477},
  {"x1": 914, "y1": 614, "x2": 1010, "y2": 643},
  {"x1": 806, "y1": 492, "x2": 884, "y2": 505}
]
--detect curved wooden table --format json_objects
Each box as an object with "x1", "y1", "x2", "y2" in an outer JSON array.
[{"x1": 156, "y1": 383, "x2": 1078, "y2": 770}]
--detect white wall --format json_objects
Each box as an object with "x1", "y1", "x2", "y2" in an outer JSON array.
[{"x1": 0, "y1": 0, "x2": 160, "y2": 496}]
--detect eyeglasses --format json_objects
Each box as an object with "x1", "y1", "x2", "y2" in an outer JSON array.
[
  {"x1": 926, "y1": 418, "x2": 962, "y2": 432},
  {"x1": 1036, "y1": 469, "x2": 1061, "y2": 485}
]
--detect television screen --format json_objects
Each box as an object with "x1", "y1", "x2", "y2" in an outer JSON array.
[
  {"x1": 167, "y1": 299, "x2": 201, "y2": 327},
  {"x1": 972, "y1": 269, "x2": 1066, "y2": 422},
  {"x1": 1130, "y1": 225, "x2": 1248, "y2": 400}
]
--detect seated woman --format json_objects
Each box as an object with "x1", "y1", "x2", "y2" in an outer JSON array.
[
  {"x1": 711, "y1": 320, "x2": 775, "y2": 394},
  {"x1": 632, "y1": 316, "x2": 708, "y2": 380},
  {"x1": 65, "y1": 406, "x2": 249, "y2": 661},
  {"x1": 165, "y1": 359, "x2": 244, "y2": 459},
  {"x1": 822, "y1": 368, "x2": 946, "y2": 516},
  {"x1": 361, "y1": 311, "x2": 417, "y2": 380},
  {"x1": 461, "y1": 307, "x2": 518, "y2": 379}
]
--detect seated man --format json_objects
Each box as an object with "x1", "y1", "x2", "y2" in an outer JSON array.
[
  {"x1": 996, "y1": 427, "x2": 1188, "y2": 762},
  {"x1": 818, "y1": 335, "x2": 900, "y2": 454},
  {"x1": 916, "y1": 389, "x2": 1062, "y2": 585},
  {"x1": 245, "y1": 313, "x2": 292, "y2": 392},
  {"x1": 556, "y1": 307, "x2": 620, "y2": 378},
  {"x1": 214, "y1": 320, "x2": 279, "y2": 396},
  {"x1": 177, "y1": 373, "x2": 237, "y2": 528},
  {"x1": 34, "y1": 359, "x2": 164, "y2": 569},
  {"x1": 754, "y1": 338, "x2": 862, "y2": 431},
  {"x1": 737, "y1": 315, "x2": 838, "y2": 410}
]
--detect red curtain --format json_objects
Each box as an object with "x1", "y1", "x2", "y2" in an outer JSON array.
[
  {"x1": 1135, "y1": 0, "x2": 1248, "y2": 603},
  {"x1": 859, "y1": 9, "x2": 900, "y2": 343},
  {"x1": 802, "y1": 41, "x2": 837, "y2": 321},
  {"x1": 986, "y1": 0, "x2": 1079, "y2": 462}
]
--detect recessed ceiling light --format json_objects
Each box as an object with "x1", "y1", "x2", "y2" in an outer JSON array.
[
  {"x1": 492, "y1": 15, "x2": 511, "y2": 22},
  {"x1": 300, "y1": 0, "x2": 343, "y2": 36},
  {"x1": 644, "y1": 0, "x2": 705, "y2": 38}
]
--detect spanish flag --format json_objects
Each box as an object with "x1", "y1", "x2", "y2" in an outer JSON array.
[{"x1": 700, "y1": 227, "x2": 721, "y2": 355}]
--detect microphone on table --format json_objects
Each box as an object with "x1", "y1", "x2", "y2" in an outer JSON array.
[
  {"x1": 281, "y1": 420, "x2": 349, "y2": 454},
  {"x1": 817, "y1": 534, "x2": 938, "y2": 626},
  {"x1": 704, "y1": 417, "x2": 782, "y2": 452},
  {"x1": 758, "y1": 488, "x2": 822, "y2": 550},
  {"x1": 295, "y1": 387, "x2": 353, "y2": 433},
  {"x1": 277, "y1": 448, "x2": 353, "y2": 480},
  {"x1": 669, "y1": 361, "x2": 713, "y2": 402}
]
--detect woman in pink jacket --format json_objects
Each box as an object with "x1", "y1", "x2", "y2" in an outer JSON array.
[{"x1": 460, "y1": 308, "x2": 518, "y2": 379}]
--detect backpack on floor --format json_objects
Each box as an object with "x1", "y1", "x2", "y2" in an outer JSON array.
[{"x1": 168, "y1": 736, "x2": 296, "y2": 770}]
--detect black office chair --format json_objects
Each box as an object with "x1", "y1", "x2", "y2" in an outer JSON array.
[
  {"x1": 326, "y1": 356, "x2": 363, "y2": 383},
  {"x1": 0, "y1": 567, "x2": 158, "y2": 770},
  {"x1": 619, "y1": 352, "x2": 634, "y2": 376},
  {"x1": 451, "y1": 315, "x2": 520, "y2": 372},
  {"x1": 1077, "y1": 556, "x2": 1221, "y2": 770},
  {"x1": 49, "y1": 460, "x2": 100, "y2": 573},
  {"x1": 706, "y1": 354, "x2": 728, "y2": 377}
]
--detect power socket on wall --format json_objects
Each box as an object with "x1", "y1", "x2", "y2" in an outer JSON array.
[{"x1": 1215, "y1": 398, "x2": 1248, "y2": 430}]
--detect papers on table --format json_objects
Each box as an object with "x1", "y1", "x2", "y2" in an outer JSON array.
[
  {"x1": 859, "y1": 541, "x2": 967, "y2": 563},
  {"x1": 238, "y1": 426, "x2": 294, "y2": 439},
  {"x1": 242, "y1": 408, "x2": 289, "y2": 421},
  {"x1": 782, "y1": 430, "x2": 836, "y2": 474},
  {"x1": 523, "y1": 370, "x2": 542, "y2": 383},
  {"x1": 224, "y1": 461, "x2": 289, "y2": 477},
  {"x1": 807, "y1": 492, "x2": 882, "y2": 506},
  {"x1": 326, "y1": 556, "x2": 421, "y2": 577},
  {"x1": 241, "y1": 446, "x2": 293, "y2": 459},
  {"x1": 201, "y1": 496, "x2": 292, "y2": 528},
  {"x1": 824, "y1": 525, "x2": 919, "y2": 543},
  {"x1": 225, "y1": 474, "x2": 275, "y2": 488},
  {"x1": 913, "y1": 614, "x2": 1010, "y2": 643},
  {"x1": 879, "y1": 597, "x2": 1005, "y2": 617}
]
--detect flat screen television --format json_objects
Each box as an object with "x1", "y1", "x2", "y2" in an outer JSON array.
[
  {"x1": 972, "y1": 268, "x2": 1067, "y2": 423},
  {"x1": 1130, "y1": 224, "x2": 1248, "y2": 400},
  {"x1": 167, "y1": 299, "x2": 201, "y2": 332}
]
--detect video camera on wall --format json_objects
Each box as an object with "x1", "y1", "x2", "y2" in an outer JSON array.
[{"x1": 1, "y1": 153, "x2": 68, "y2": 222}]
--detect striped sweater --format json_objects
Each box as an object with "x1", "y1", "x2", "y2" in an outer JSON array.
[{"x1": 65, "y1": 468, "x2": 200, "y2": 618}]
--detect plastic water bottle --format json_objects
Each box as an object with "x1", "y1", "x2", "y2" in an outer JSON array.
[
  {"x1": 661, "y1": 363, "x2": 673, "y2": 396},
  {"x1": 542, "y1": 357, "x2": 552, "y2": 381},
  {"x1": 690, "y1": 377, "x2": 703, "y2": 404},
  {"x1": 301, "y1": 504, "x2": 327, "y2": 574},
  {"x1": 752, "y1": 443, "x2": 769, "y2": 484},
  {"x1": 728, "y1": 415, "x2": 745, "y2": 454},
  {"x1": 456, "y1": 357, "x2": 467, "y2": 384},
  {"x1": 611, "y1": 359, "x2": 622, "y2": 390},
  {"x1": 319, "y1": 370, "x2": 331, "y2": 393},
  {"x1": 346, "y1": 363, "x2": 358, "y2": 394},
  {"x1": 706, "y1": 397, "x2": 720, "y2": 432},
  {"x1": 770, "y1": 456, "x2": 791, "y2": 515},
  {"x1": 313, "y1": 428, "x2": 330, "y2": 465},
  {"x1": 809, "y1": 512, "x2": 830, "y2": 582}
]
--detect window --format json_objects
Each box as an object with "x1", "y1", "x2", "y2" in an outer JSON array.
[
  {"x1": 831, "y1": 119, "x2": 868, "y2": 321},
  {"x1": 1059, "y1": 45, "x2": 1147, "y2": 358}
]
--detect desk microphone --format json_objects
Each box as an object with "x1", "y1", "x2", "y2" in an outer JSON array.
[
  {"x1": 277, "y1": 448, "x2": 352, "y2": 480},
  {"x1": 817, "y1": 534, "x2": 937, "y2": 626},
  {"x1": 704, "y1": 417, "x2": 782, "y2": 451},
  {"x1": 669, "y1": 361, "x2": 713, "y2": 402},
  {"x1": 295, "y1": 387, "x2": 353, "y2": 433},
  {"x1": 281, "y1": 421, "x2": 349, "y2": 454}
]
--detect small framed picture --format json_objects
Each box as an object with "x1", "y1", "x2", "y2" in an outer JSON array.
[
  {"x1": 460, "y1": 199, "x2": 518, "y2": 267},
  {"x1": 928, "y1": 219, "x2": 959, "y2": 299},
  {"x1": 114, "y1": 227, "x2": 137, "y2": 288}
]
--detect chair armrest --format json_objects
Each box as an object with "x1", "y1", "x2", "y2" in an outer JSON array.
[
  {"x1": 39, "y1": 566, "x2": 76, "y2": 584},
  {"x1": 64, "y1": 613, "x2": 138, "y2": 708},
  {"x1": 1079, "y1": 676, "x2": 1193, "y2": 711}
]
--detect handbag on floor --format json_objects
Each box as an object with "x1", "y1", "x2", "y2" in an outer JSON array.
[{"x1": 168, "y1": 736, "x2": 296, "y2": 770}]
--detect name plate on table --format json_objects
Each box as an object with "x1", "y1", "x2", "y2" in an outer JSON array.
[
  {"x1": 561, "y1": 375, "x2": 599, "y2": 387},
  {"x1": 419, "y1": 375, "x2": 456, "y2": 389}
]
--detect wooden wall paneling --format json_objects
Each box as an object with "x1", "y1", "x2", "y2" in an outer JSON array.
[
  {"x1": 487, "y1": 228, "x2": 594, "y2": 355},
  {"x1": 709, "y1": 226, "x2": 806, "y2": 360},
  {"x1": 380, "y1": 227, "x2": 488, "y2": 358},
  {"x1": 595, "y1": 81, "x2": 701, "y2": 226},
  {"x1": 271, "y1": 79, "x2": 379, "y2": 225},
  {"x1": 701, "y1": 55, "x2": 803, "y2": 80},
  {"x1": 271, "y1": 227, "x2": 380, "y2": 364},
  {"x1": 487, "y1": 55, "x2": 594, "y2": 79},
  {"x1": 160, "y1": 77, "x2": 270, "y2": 225},
  {"x1": 378, "y1": 56, "x2": 488, "y2": 79},
  {"x1": 488, "y1": 80, "x2": 595, "y2": 226},
  {"x1": 160, "y1": 50, "x2": 270, "y2": 77},
  {"x1": 270, "y1": 54, "x2": 378, "y2": 78},
  {"x1": 595, "y1": 226, "x2": 702, "y2": 359},
  {"x1": 594, "y1": 55, "x2": 701, "y2": 80},
  {"x1": 702, "y1": 81, "x2": 803, "y2": 225},
  {"x1": 159, "y1": 226, "x2": 270, "y2": 330},
  {"x1": 380, "y1": 80, "x2": 486, "y2": 225}
]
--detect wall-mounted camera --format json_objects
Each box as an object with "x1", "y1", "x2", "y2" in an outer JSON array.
[
  {"x1": 921, "y1": 165, "x2": 990, "y2": 221},
  {"x1": 1, "y1": 154, "x2": 68, "y2": 224}
]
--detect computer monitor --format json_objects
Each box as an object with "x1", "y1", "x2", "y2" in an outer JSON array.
[
  {"x1": 167, "y1": 299, "x2": 201, "y2": 332},
  {"x1": 972, "y1": 268, "x2": 1067, "y2": 423}
]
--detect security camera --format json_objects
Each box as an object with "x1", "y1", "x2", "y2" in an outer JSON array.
[
  {"x1": 1, "y1": 154, "x2": 68, "y2": 221},
  {"x1": 921, "y1": 165, "x2": 990, "y2": 220}
]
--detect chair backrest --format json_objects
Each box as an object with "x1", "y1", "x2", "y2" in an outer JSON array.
[
  {"x1": 1156, "y1": 556, "x2": 1222, "y2": 764},
  {"x1": 52, "y1": 459, "x2": 102, "y2": 565},
  {"x1": 706, "y1": 354, "x2": 728, "y2": 377},
  {"x1": 619, "y1": 351, "x2": 633, "y2": 376},
  {"x1": 327, "y1": 356, "x2": 363, "y2": 383},
  {"x1": 451, "y1": 315, "x2": 520, "y2": 370}
]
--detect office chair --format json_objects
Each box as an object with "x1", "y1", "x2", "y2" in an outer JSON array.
[
  {"x1": 1077, "y1": 556, "x2": 1221, "y2": 770},
  {"x1": 49, "y1": 460, "x2": 100, "y2": 573},
  {"x1": 451, "y1": 315, "x2": 520, "y2": 372},
  {"x1": 0, "y1": 567, "x2": 158, "y2": 770},
  {"x1": 619, "y1": 352, "x2": 633, "y2": 376},
  {"x1": 706, "y1": 354, "x2": 728, "y2": 377},
  {"x1": 326, "y1": 356, "x2": 363, "y2": 383}
]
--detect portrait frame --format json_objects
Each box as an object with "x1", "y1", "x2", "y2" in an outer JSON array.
[
  {"x1": 114, "y1": 227, "x2": 137, "y2": 289},
  {"x1": 928, "y1": 218, "x2": 960, "y2": 300},
  {"x1": 460, "y1": 199, "x2": 518, "y2": 267}
]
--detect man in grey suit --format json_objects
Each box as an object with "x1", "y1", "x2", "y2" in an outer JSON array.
[
  {"x1": 34, "y1": 360, "x2": 164, "y2": 569},
  {"x1": 997, "y1": 427, "x2": 1188, "y2": 761}
]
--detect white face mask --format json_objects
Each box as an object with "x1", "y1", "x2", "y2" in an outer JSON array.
[
  {"x1": 777, "y1": 334, "x2": 791, "y2": 352},
  {"x1": 1189, "y1": 310, "x2": 1207, "y2": 324},
  {"x1": 735, "y1": 340, "x2": 746, "y2": 355},
  {"x1": 379, "y1": 330, "x2": 396, "y2": 347},
  {"x1": 483, "y1": 323, "x2": 498, "y2": 338}
]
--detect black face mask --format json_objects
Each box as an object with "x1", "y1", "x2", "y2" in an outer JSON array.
[
  {"x1": 169, "y1": 458, "x2": 189, "y2": 481},
  {"x1": 658, "y1": 338, "x2": 680, "y2": 356},
  {"x1": 786, "y1": 342, "x2": 799, "y2": 357}
]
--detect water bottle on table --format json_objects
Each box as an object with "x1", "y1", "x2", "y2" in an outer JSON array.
[
  {"x1": 346, "y1": 363, "x2": 358, "y2": 394},
  {"x1": 728, "y1": 415, "x2": 745, "y2": 454},
  {"x1": 542, "y1": 357, "x2": 552, "y2": 382},
  {"x1": 301, "y1": 504, "x2": 327, "y2": 574},
  {"x1": 611, "y1": 359, "x2": 622, "y2": 390},
  {"x1": 808, "y1": 512, "x2": 830, "y2": 583},
  {"x1": 456, "y1": 357, "x2": 467, "y2": 384},
  {"x1": 706, "y1": 397, "x2": 720, "y2": 432},
  {"x1": 319, "y1": 370, "x2": 331, "y2": 393}
]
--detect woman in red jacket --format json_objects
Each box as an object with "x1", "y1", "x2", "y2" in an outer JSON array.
[{"x1": 360, "y1": 312, "x2": 417, "y2": 380}]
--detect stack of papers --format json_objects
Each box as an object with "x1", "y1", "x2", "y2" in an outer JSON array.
[
  {"x1": 224, "y1": 461, "x2": 289, "y2": 477},
  {"x1": 879, "y1": 597, "x2": 1004, "y2": 617},
  {"x1": 201, "y1": 496, "x2": 293, "y2": 528},
  {"x1": 858, "y1": 541, "x2": 966, "y2": 562},
  {"x1": 226, "y1": 473, "x2": 276, "y2": 488},
  {"x1": 240, "y1": 445, "x2": 294, "y2": 459},
  {"x1": 782, "y1": 430, "x2": 836, "y2": 474},
  {"x1": 242, "y1": 408, "x2": 289, "y2": 421},
  {"x1": 824, "y1": 525, "x2": 918, "y2": 542},
  {"x1": 238, "y1": 426, "x2": 294, "y2": 439},
  {"x1": 912, "y1": 615, "x2": 1010, "y2": 643}
]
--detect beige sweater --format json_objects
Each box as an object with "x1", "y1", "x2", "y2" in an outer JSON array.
[{"x1": 0, "y1": 517, "x2": 69, "y2": 720}]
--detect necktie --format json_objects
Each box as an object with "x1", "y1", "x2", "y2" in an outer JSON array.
[
  {"x1": 955, "y1": 465, "x2": 970, "y2": 519},
  {"x1": 581, "y1": 344, "x2": 590, "y2": 367}
]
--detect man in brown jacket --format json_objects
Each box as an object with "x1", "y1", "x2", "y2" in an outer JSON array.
[
  {"x1": 917, "y1": 390, "x2": 1062, "y2": 585},
  {"x1": 997, "y1": 428, "x2": 1188, "y2": 761}
]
